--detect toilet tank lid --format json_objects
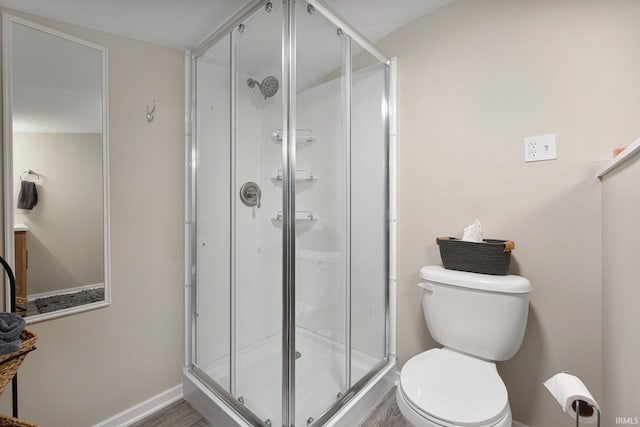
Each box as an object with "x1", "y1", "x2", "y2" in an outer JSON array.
[{"x1": 420, "y1": 265, "x2": 532, "y2": 294}]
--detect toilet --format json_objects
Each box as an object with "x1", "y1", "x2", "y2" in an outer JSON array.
[{"x1": 397, "y1": 265, "x2": 532, "y2": 427}]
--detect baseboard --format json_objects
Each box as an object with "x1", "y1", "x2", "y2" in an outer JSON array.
[{"x1": 93, "y1": 384, "x2": 183, "y2": 427}]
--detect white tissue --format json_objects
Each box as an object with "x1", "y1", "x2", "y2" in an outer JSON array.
[
  {"x1": 461, "y1": 219, "x2": 483, "y2": 242},
  {"x1": 544, "y1": 373, "x2": 600, "y2": 424}
]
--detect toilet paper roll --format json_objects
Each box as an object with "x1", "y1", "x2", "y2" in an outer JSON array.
[{"x1": 544, "y1": 372, "x2": 600, "y2": 424}]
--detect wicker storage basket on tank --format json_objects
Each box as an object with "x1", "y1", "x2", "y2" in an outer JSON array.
[{"x1": 436, "y1": 237, "x2": 515, "y2": 275}]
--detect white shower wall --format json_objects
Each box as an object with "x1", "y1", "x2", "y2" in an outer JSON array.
[
  {"x1": 195, "y1": 58, "x2": 283, "y2": 371},
  {"x1": 195, "y1": 59, "x2": 387, "y2": 373},
  {"x1": 235, "y1": 73, "x2": 282, "y2": 352},
  {"x1": 296, "y1": 64, "x2": 387, "y2": 359},
  {"x1": 294, "y1": 76, "x2": 346, "y2": 348}
]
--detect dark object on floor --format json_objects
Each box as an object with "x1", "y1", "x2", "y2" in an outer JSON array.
[
  {"x1": 34, "y1": 288, "x2": 104, "y2": 314},
  {"x1": 17, "y1": 181, "x2": 38, "y2": 210}
]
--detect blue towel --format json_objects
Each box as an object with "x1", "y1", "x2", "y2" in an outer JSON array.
[
  {"x1": 17, "y1": 180, "x2": 38, "y2": 210},
  {"x1": 0, "y1": 340, "x2": 20, "y2": 355},
  {"x1": 0, "y1": 313, "x2": 25, "y2": 342}
]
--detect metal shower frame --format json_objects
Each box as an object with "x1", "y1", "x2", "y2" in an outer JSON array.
[{"x1": 183, "y1": 1, "x2": 398, "y2": 425}]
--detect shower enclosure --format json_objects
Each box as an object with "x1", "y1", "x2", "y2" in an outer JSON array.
[{"x1": 183, "y1": 1, "x2": 396, "y2": 425}]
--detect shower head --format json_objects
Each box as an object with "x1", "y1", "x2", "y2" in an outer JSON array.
[
  {"x1": 260, "y1": 76, "x2": 279, "y2": 98},
  {"x1": 247, "y1": 76, "x2": 279, "y2": 99}
]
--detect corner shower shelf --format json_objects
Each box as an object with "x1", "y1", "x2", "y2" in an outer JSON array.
[
  {"x1": 271, "y1": 169, "x2": 319, "y2": 184},
  {"x1": 271, "y1": 129, "x2": 318, "y2": 145},
  {"x1": 271, "y1": 210, "x2": 317, "y2": 224}
]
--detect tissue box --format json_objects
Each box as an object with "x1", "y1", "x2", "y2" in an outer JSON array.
[{"x1": 436, "y1": 237, "x2": 515, "y2": 275}]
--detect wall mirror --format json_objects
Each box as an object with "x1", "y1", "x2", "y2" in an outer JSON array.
[{"x1": 2, "y1": 14, "x2": 110, "y2": 323}]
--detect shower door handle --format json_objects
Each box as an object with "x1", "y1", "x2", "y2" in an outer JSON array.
[{"x1": 240, "y1": 182, "x2": 261, "y2": 208}]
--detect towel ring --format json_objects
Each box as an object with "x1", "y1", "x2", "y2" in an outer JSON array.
[{"x1": 20, "y1": 169, "x2": 40, "y2": 183}]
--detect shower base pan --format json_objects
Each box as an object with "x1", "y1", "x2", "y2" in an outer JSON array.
[{"x1": 184, "y1": 328, "x2": 396, "y2": 426}]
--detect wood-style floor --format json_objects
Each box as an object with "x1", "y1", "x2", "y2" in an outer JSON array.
[
  {"x1": 360, "y1": 388, "x2": 411, "y2": 427},
  {"x1": 131, "y1": 400, "x2": 208, "y2": 427},
  {"x1": 133, "y1": 387, "x2": 410, "y2": 427}
]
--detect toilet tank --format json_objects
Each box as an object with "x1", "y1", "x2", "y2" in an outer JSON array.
[{"x1": 418, "y1": 266, "x2": 532, "y2": 361}]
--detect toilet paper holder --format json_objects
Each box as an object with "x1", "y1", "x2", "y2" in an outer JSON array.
[
  {"x1": 562, "y1": 371, "x2": 600, "y2": 427},
  {"x1": 545, "y1": 371, "x2": 601, "y2": 427},
  {"x1": 573, "y1": 400, "x2": 600, "y2": 427}
]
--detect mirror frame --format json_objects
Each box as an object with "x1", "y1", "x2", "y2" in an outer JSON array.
[{"x1": 2, "y1": 13, "x2": 111, "y2": 323}]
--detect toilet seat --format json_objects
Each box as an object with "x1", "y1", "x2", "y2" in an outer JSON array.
[
  {"x1": 396, "y1": 386, "x2": 511, "y2": 427},
  {"x1": 399, "y1": 348, "x2": 509, "y2": 426}
]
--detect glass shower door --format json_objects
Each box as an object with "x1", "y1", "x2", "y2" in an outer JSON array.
[
  {"x1": 234, "y1": 3, "x2": 283, "y2": 426},
  {"x1": 193, "y1": 33, "x2": 232, "y2": 391},
  {"x1": 350, "y1": 48, "x2": 389, "y2": 385},
  {"x1": 192, "y1": 3, "x2": 284, "y2": 425},
  {"x1": 293, "y1": 2, "x2": 390, "y2": 424},
  {"x1": 190, "y1": 2, "x2": 391, "y2": 425},
  {"x1": 294, "y1": 2, "x2": 349, "y2": 424}
]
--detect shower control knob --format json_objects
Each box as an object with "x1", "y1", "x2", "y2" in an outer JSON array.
[{"x1": 240, "y1": 182, "x2": 261, "y2": 208}]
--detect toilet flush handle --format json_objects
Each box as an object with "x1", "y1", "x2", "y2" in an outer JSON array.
[{"x1": 416, "y1": 282, "x2": 434, "y2": 293}]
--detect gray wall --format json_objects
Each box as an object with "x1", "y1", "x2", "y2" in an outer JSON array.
[
  {"x1": 374, "y1": 0, "x2": 640, "y2": 425},
  {"x1": 601, "y1": 156, "x2": 640, "y2": 424},
  {"x1": 0, "y1": 9, "x2": 185, "y2": 427}
]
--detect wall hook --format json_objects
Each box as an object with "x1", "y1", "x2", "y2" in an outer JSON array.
[{"x1": 146, "y1": 99, "x2": 157, "y2": 123}]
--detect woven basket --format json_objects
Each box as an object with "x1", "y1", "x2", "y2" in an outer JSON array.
[
  {"x1": 0, "y1": 414, "x2": 39, "y2": 427},
  {"x1": 15, "y1": 297, "x2": 28, "y2": 318},
  {"x1": 436, "y1": 237, "x2": 515, "y2": 275},
  {"x1": 0, "y1": 329, "x2": 38, "y2": 395}
]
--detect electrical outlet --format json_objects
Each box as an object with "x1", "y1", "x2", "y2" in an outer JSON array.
[{"x1": 524, "y1": 134, "x2": 557, "y2": 162}]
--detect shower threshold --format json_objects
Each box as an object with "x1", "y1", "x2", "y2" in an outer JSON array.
[{"x1": 191, "y1": 327, "x2": 386, "y2": 427}]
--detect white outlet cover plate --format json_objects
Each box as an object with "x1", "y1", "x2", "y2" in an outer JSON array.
[{"x1": 524, "y1": 134, "x2": 557, "y2": 162}]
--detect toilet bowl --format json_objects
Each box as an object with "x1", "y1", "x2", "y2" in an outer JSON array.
[
  {"x1": 397, "y1": 266, "x2": 532, "y2": 427},
  {"x1": 396, "y1": 349, "x2": 511, "y2": 427}
]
